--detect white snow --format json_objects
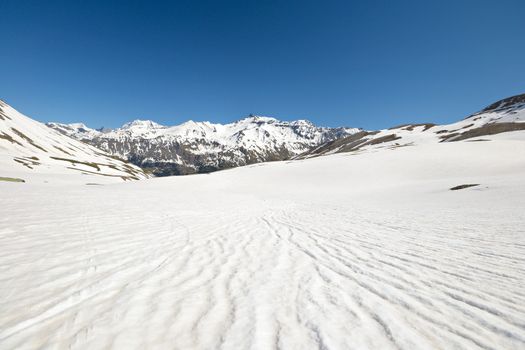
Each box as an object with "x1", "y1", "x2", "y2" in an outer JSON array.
[{"x1": 1, "y1": 130, "x2": 524, "y2": 349}]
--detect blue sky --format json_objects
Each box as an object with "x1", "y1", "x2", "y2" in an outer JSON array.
[{"x1": 1, "y1": 0, "x2": 524, "y2": 129}]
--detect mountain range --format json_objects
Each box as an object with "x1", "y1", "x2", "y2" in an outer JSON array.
[
  {"x1": 47, "y1": 117, "x2": 359, "y2": 175},
  {"x1": 1, "y1": 93, "x2": 524, "y2": 183},
  {"x1": 46, "y1": 93, "x2": 525, "y2": 176}
]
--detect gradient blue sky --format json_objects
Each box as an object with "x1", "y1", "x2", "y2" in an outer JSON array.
[{"x1": 1, "y1": 0, "x2": 524, "y2": 129}]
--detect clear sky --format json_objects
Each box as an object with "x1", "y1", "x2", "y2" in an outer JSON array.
[{"x1": 1, "y1": 0, "x2": 524, "y2": 130}]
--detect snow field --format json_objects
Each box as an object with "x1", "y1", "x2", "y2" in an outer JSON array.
[{"x1": 1, "y1": 138, "x2": 524, "y2": 349}]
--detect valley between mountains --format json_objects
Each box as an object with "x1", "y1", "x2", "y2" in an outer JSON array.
[{"x1": 1, "y1": 94, "x2": 524, "y2": 349}]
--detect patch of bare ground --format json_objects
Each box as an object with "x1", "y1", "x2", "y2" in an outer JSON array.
[
  {"x1": 50, "y1": 155, "x2": 146, "y2": 179},
  {"x1": 450, "y1": 184, "x2": 480, "y2": 191},
  {"x1": 53, "y1": 145, "x2": 73, "y2": 155},
  {"x1": 66, "y1": 167, "x2": 140, "y2": 181},
  {"x1": 363, "y1": 133, "x2": 402, "y2": 146},
  {"x1": 10, "y1": 128, "x2": 48, "y2": 152},
  {"x1": 295, "y1": 131, "x2": 372, "y2": 158},
  {"x1": 0, "y1": 132, "x2": 23, "y2": 146},
  {"x1": 50, "y1": 156, "x2": 101, "y2": 171},
  {"x1": 0, "y1": 176, "x2": 25, "y2": 183},
  {"x1": 389, "y1": 123, "x2": 435, "y2": 131},
  {"x1": 0, "y1": 110, "x2": 11, "y2": 121},
  {"x1": 440, "y1": 122, "x2": 525, "y2": 142},
  {"x1": 13, "y1": 157, "x2": 41, "y2": 169},
  {"x1": 0, "y1": 103, "x2": 11, "y2": 120},
  {"x1": 296, "y1": 132, "x2": 403, "y2": 158}
]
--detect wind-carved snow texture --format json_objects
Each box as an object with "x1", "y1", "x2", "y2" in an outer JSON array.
[{"x1": 1, "y1": 135, "x2": 525, "y2": 349}]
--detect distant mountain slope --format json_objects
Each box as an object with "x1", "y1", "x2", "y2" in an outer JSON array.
[
  {"x1": 48, "y1": 116, "x2": 359, "y2": 176},
  {"x1": 298, "y1": 93, "x2": 525, "y2": 158},
  {"x1": 0, "y1": 100, "x2": 149, "y2": 184}
]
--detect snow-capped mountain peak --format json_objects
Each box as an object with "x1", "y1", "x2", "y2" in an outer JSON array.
[
  {"x1": 68, "y1": 122, "x2": 90, "y2": 131},
  {"x1": 48, "y1": 115, "x2": 360, "y2": 175},
  {"x1": 121, "y1": 119, "x2": 165, "y2": 130},
  {"x1": 466, "y1": 93, "x2": 525, "y2": 124},
  {"x1": 479, "y1": 93, "x2": 525, "y2": 114},
  {"x1": 236, "y1": 115, "x2": 279, "y2": 125},
  {"x1": 46, "y1": 121, "x2": 101, "y2": 140}
]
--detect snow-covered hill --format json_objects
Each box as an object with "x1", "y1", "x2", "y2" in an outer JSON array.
[
  {"x1": 0, "y1": 100, "x2": 149, "y2": 184},
  {"x1": 299, "y1": 93, "x2": 525, "y2": 158},
  {"x1": 48, "y1": 116, "x2": 359, "y2": 175}
]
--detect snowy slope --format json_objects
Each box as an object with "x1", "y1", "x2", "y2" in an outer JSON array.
[
  {"x1": 46, "y1": 122, "x2": 102, "y2": 140},
  {"x1": 48, "y1": 115, "x2": 359, "y2": 175},
  {"x1": 299, "y1": 93, "x2": 525, "y2": 158},
  {"x1": 0, "y1": 128, "x2": 524, "y2": 349},
  {"x1": 0, "y1": 100, "x2": 149, "y2": 184}
]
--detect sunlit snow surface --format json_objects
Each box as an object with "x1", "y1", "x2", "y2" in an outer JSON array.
[{"x1": 1, "y1": 136, "x2": 525, "y2": 349}]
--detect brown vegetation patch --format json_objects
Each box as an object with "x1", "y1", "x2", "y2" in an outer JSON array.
[
  {"x1": 364, "y1": 134, "x2": 401, "y2": 146},
  {"x1": 0, "y1": 106, "x2": 11, "y2": 120},
  {"x1": 0, "y1": 176, "x2": 25, "y2": 183},
  {"x1": 14, "y1": 159, "x2": 32, "y2": 169},
  {"x1": 66, "y1": 167, "x2": 139, "y2": 180},
  {"x1": 440, "y1": 122, "x2": 525, "y2": 142},
  {"x1": 305, "y1": 131, "x2": 371, "y2": 156},
  {"x1": 10, "y1": 128, "x2": 48, "y2": 152},
  {"x1": 13, "y1": 156, "x2": 41, "y2": 169},
  {"x1": 0, "y1": 132, "x2": 23, "y2": 146},
  {"x1": 53, "y1": 145, "x2": 73, "y2": 155},
  {"x1": 51, "y1": 156, "x2": 101, "y2": 171},
  {"x1": 388, "y1": 123, "x2": 435, "y2": 131}
]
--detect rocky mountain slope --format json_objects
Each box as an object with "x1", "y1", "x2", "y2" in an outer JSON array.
[
  {"x1": 48, "y1": 116, "x2": 359, "y2": 176},
  {"x1": 0, "y1": 100, "x2": 149, "y2": 184},
  {"x1": 297, "y1": 93, "x2": 525, "y2": 158}
]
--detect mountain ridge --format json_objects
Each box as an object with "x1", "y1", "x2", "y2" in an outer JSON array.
[
  {"x1": 48, "y1": 115, "x2": 360, "y2": 176},
  {"x1": 33, "y1": 92, "x2": 525, "y2": 176},
  {"x1": 297, "y1": 93, "x2": 525, "y2": 158}
]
